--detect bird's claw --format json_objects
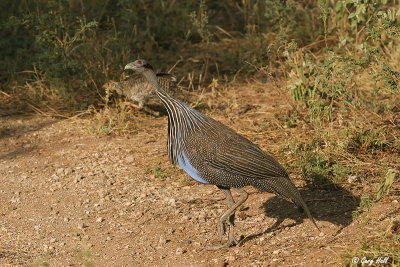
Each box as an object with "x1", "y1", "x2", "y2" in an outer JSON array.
[{"x1": 205, "y1": 240, "x2": 236, "y2": 250}]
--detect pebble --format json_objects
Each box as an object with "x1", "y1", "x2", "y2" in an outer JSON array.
[
  {"x1": 125, "y1": 156, "x2": 135, "y2": 163},
  {"x1": 56, "y1": 168, "x2": 64, "y2": 175},
  {"x1": 175, "y1": 247, "x2": 186, "y2": 255},
  {"x1": 64, "y1": 167, "x2": 73, "y2": 175},
  {"x1": 77, "y1": 223, "x2": 87, "y2": 229},
  {"x1": 347, "y1": 175, "x2": 358, "y2": 183},
  {"x1": 227, "y1": 255, "x2": 236, "y2": 262},
  {"x1": 96, "y1": 217, "x2": 104, "y2": 223}
]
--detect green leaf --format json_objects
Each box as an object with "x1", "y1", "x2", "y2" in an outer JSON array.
[{"x1": 376, "y1": 168, "x2": 397, "y2": 201}]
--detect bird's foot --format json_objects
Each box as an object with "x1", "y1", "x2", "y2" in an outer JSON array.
[
  {"x1": 205, "y1": 240, "x2": 237, "y2": 250},
  {"x1": 207, "y1": 225, "x2": 238, "y2": 250}
]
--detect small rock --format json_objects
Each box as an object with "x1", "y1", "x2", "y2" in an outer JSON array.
[
  {"x1": 159, "y1": 236, "x2": 167, "y2": 244},
  {"x1": 227, "y1": 255, "x2": 236, "y2": 262},
  {"x1": 10, "y1": 197, "x2": 20, "y2": 203},
  {"x1": 125, "y1": 156, "x2": 135, "y2": 163},
  {"x1": 56, "y1": 168, "x2": 64, "y2": 175},
  {"x1": 77, "y1": 223, "x2": 87, "y2": 229},
  {"x1": 347, "y1": 175, "x2": 358, "y2": 183},
  {"x1": 168, "y1": 198, "x2": 176, "y2": 206},
  {"x1": 175, "y1": 247, "x2": 186, "y2": 255},
  {"x1": 96, "y1": 217, "x2": 104, "y2": 223},
  {"x1": 64, "y1": 168, "x2": 73, "y2": 175},
  {"x1": 319, "y1": 232, "x2": 325, "y2": 237},
  {"x1": 74, "y1": 174, "x2": 84, "y2": 183},
  {"x1": 50, "y1": 238, "x2": 57, "y2": 243}
]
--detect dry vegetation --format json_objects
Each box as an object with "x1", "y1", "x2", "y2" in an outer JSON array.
[{"x1": 1, "y1": 0, "x2": 400, "y2": 266}]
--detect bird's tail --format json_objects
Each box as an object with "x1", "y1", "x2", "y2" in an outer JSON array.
[{"x1": 253, "y1": 177, "x2": 320, "y2": 232}]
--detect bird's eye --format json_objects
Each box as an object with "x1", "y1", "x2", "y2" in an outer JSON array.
[{"x1": 137, "y1": 60, "x2": 142, "y2": 65}]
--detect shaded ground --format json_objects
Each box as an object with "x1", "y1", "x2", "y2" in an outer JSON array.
[{"x1": 0, "y1": 81, "x2": 399, "y2": 266}]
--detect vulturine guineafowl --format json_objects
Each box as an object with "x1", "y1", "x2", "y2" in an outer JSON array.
[
  {"x1": 125, "y1": 59, "x2": 320, "y2": 249},
  {"x1": 103, "y1": 72, "x2": 177, "y2": 108}
]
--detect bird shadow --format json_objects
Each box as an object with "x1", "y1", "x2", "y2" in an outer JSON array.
[{"x1": 239, "y1": 185, "x2": 360, "y2": 246}]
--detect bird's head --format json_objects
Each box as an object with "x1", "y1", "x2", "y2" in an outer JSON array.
[{"x1": 124, "y1": 59, "x2": 153, "y2": 73}]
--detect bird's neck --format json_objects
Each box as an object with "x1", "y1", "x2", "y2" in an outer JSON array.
[{"x1": 143, "y1": 69, "x2": 172, "y2": 100}]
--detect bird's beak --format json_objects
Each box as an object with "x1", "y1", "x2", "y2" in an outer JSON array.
[{"x1": 124, "y1": 62, "x2": 135, "y2": 70}]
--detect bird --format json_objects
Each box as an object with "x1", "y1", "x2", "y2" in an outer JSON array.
[
  {"x1": 125, "y1": 59, "x2": 320, "y2": 249},
  {"x1": 102, "y1": 72, "x2": 178, "y2": 108}
]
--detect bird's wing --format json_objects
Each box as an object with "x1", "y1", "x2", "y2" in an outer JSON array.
[
  {"x1": 205, "y1": 136, "x2": 289, "y2": 180},
  {"x1": 156, "y1": 73, "x2": 177, "y2": 82}
]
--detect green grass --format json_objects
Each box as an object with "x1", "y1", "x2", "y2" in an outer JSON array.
[
  {"x1": 146, "y1": 162, "x2": 166, "y2": 179},
  {"x1": 352, "y1": 196, "x2": 374, "y2": 219},
  {"x1": 80, "y1": 244, "x2": 95, "y2": 267},
  {"x1": 344, "y1": 242, "x2": 400, "y2": 267}
]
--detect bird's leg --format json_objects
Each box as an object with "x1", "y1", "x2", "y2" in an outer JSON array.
[
  {"x1": 207, "y1": 187, "x2": 248, "y2": 249},
  {"x1": 228, "y1": 188, "x2": 248, "y2": 245},
  {"x1": 224, "y1": 188, "x2": 248, "y2": 246},
  {"x1": 217, "y1": 187, "x2": 235, "y2": 242}
]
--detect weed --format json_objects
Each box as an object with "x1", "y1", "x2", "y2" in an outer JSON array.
[
  {"x1": 84, "y1": 103, "x2": 135, "y2": 136},
  {"x1": 344, "y1": 242, "x2": 400, "y2": 267},
  {"x1": 349, "y1": 126, "x2": 392, "y2": 151},
  {"x1": 352, "y1": 196, "x2": 373, "y2": 218},
  {"x1": 146, "y1": 162, "x2": 166, "y2": 179},
  {"x1": 264, "y1": 0, "x2": 297, "y2": 39},
  {"x1": 376, "y1": 168, "x2": 397, "y2": 202},
  {"x1": 286, "y1": 135, "x2": 353, "y2": 189},
  {"x1": 80, "y1": 244, "x2": 95, "y2": 267},
  {"x1": 31, "y1": 254, "x2": 50, "y2": 267},
  {"x1": 179, "y1": 178, "x2": 192, "y2": 186},
  {"x1": 278, "y1": 111, "x2": 299, "y2": 128},
  {"x1": 189, "y1": 0, "x2": 213, "y2": 46}
]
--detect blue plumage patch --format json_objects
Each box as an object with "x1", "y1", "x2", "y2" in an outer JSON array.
[{"x1": 178, "y1": 151, "x2": 210, "y2": 184}]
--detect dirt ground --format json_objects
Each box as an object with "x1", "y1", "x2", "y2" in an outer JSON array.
[{"x1": 1, "y1": 81, "x2": 399, "y2": 266}]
